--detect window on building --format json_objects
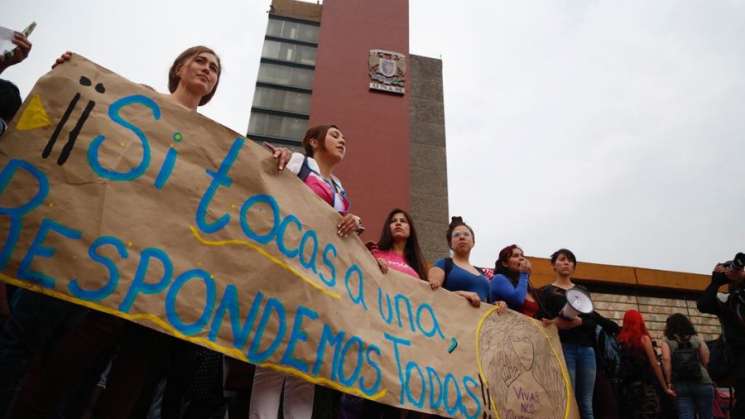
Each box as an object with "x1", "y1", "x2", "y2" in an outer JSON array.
[
  {"x1": 248, "y1": 112, "x2": 308, "y2": 142},
  {"x1": 261, "y1": 39, "x2": 316, "y2": 66},
  {"x1": 253, "y1": 86, "x2": 311, "y2": 115},
  {"x1": 257, "y1": 63, "x2": 314, "y2": 90},
  {"x1": 267, "y1": 18, "x2": 320, "y2": 44}
]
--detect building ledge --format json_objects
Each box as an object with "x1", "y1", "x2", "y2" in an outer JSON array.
[{"x1": 526, "y1": 256, "x2": 710, "y2": 292}]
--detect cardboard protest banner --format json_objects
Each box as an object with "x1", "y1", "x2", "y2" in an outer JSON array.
[{"x1": 0, "y1": 55, "x2": 578, "y2": 418}]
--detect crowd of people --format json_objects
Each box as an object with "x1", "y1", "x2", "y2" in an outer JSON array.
[{"x1": 1, "y1": 36, "x2": 744, "y2": 419}]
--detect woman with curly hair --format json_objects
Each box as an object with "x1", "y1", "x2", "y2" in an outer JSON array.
[
  {"x1": 660, "y1": 313, "x2": 713, "y2": 419},
  {"x1": 490, "y1": 244, "x2": 541, "y2": 317}
]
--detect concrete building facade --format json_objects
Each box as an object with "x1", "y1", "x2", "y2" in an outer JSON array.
[
  {"x1": 247, "y1": 0, "x2": 450, "y2": 260},
  {"x1": 246, "y1": 0, "x2": 722, "y2": 340}
]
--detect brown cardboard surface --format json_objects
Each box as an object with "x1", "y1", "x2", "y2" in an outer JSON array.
[{"x1": 0, "y1": 55, "x2": 577, "y2": 418}]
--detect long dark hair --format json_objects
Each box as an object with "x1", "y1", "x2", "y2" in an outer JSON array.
[
  {"x1": 495, "y1": 244, "x2": 540, "y2": 305},
  {"x1": 495, "y1": 244, "x2": 521, "y2": 283},
  {"x1": 664, "y1": 313, "x2": 697, "y2": 340},
  {"x1": 377, "y1": 208, "x2": 426, "y2": 280}
]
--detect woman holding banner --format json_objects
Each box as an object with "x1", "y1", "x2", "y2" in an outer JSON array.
[
  {"x1": 249, "y1": 124, "x2": 363, "y2": 419},
  {"x1": 338, "y1": 208, "x2": 428, "y2": 419},
  {"x1": 428, "y1": 217, "x2": 507, "y2": 311},
  {"x1": 4, "y1": 46, "x2": 295, "y2": 419},
  {"x1": 368, "y1": 208, "x2": 427, "y2": 280}
]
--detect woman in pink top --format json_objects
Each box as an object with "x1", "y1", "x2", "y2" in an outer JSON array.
[
  {"x1": 369, "y1": 208, "x2": 427, "y2": 280},
  {"x1": 340, "y1": 208, "x2": 426, "y2": 419}
]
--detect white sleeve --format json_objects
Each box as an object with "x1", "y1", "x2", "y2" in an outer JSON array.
[{"x1": 286, "y1": 152, "x2": 305, "y2": 175}]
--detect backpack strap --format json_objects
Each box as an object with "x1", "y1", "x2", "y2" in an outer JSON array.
[
  {"x1": 442, "y1": 257, "x2": 454, "y2": 289},
  {"x1": 297, "y1": 155, "x2": 311, "y2": 182}
]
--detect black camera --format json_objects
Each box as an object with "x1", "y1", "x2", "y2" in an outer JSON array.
[{"x1": 722, "y1": 252, "x2": 745, "y2": 271}]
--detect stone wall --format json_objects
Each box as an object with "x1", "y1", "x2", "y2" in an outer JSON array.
[
  {"x1": 408, "y1": 54, "x2": 449, "y2": 263},
  {"x1": 592, "y1": 292, "x2": 721, "y2": 342}
]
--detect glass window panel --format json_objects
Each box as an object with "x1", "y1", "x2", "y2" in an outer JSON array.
[
  {"x1": 267, "y1": 19, "x2": 283, "y2": 38},
  {"x1": 261, "y1": 41, "x2": 280, "y2": 60},
  {"x1": 248, "y1": 113, "x2": 308, "y2": 141},
  {"x1": 261, "y1": 40, "x2": 316, "y2": 66},
  {"x1": 257, "y1": 63, "x2": 314, "y2": 90},
  {"x1": 267, "y1": 18, "x2": 319, "y2": 44},
  {"x1": 253, "y1": 87, "x2": 311, "y2": 115},
  {"x1": 298, "y1": 24, "x2": 319, "y2": 43}
]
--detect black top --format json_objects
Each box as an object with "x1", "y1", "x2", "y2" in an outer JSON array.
[
  {"x1": 619, "y1": 343, "x2": 655, "y2": 384},
  {"x1": 698, "y1": 272, "x2": 745, "y2": 349},
  {"x1": 539, "y1": 284, "x2": 618, "y2": 347}
]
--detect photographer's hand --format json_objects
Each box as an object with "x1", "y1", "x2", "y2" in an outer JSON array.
[
  {"x1": 725, "y1": 265, "x2": 745, "y2": 284},
  {"x1": 712, "y1": 264, "x2": 730, "y2": 286},
  {"x1": 699, "y1": 264, "x2": 731, "y2": 315}
]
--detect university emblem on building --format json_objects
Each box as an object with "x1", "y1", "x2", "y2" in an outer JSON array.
[{"x1": 368, "y1": 49, "x2": 406, "y2": 95}]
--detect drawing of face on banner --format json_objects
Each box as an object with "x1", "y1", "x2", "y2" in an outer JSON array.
[{"x1": 477, "y1": 310, "x2": 573, "y2": 419}]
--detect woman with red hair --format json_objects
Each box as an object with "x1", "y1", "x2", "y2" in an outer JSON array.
[{"x1": 617, "y1": 310, "x2": 674, "y2": 419}]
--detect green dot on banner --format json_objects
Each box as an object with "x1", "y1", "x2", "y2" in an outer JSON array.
[
  {"x1": 448, "y1": 337, "x2": 458, "y2": 353},
  {"x1": 172, "y1": 132, "x2": 183, "y2": 142}
]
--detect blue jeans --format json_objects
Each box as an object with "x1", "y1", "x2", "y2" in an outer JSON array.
[
  {"x1": 673, "y1": 382, "x2": 713, "y2": 419},
  {"x1": 563, "y1": 344, "x2": 596, "y2": 419}
]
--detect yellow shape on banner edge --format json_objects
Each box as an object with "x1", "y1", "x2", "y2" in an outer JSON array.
[
  {"x1": 16, "y1": 94, "x2": 51, "y2": 131},
  {"x1": 189, "y1": 226, "x2": 341, "y2": 300},
  {"x1": 0, "y1": 272, "x2": 386, "y2": 401}
]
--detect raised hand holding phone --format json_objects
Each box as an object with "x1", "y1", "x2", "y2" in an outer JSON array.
[{"x1": 0, "y1": 22, "x2": 35, "y2": 73}]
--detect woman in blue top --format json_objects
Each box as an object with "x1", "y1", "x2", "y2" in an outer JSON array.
[
  {"x1": 491, "y1": 244, "x2": 541, "y2": 317},
  {"x1": 428, "y1": 217, "x2": 507, "y2": 311}
]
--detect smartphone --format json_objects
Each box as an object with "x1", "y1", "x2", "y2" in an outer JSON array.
[
  {"x1": 23, "y1": 22, "x2": 37, "y2": 38},
  {"x1": 2, "y1": 22, "x2": 36, "y2": 60}
]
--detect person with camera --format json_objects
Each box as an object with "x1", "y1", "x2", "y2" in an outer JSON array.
[{"x1": 697, "y1": 252, "x2": 745, "y2": 418}]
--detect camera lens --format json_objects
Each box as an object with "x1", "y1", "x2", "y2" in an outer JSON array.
[{"x1": 734, "y1": 252, "x2": 745, "y2": 270}]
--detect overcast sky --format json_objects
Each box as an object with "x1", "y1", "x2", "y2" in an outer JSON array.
[{"x1": 4, "y1": 1, "x2": 744, "y2": 274}]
